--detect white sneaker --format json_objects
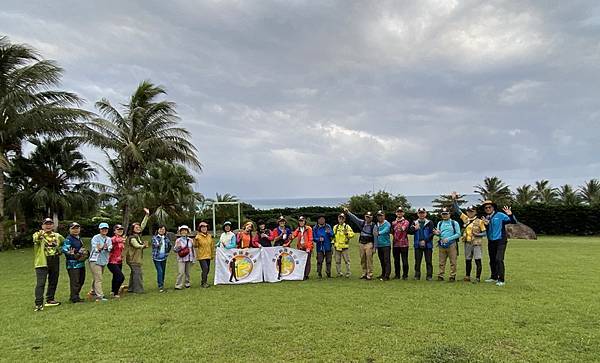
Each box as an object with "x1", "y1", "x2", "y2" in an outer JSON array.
[
  {"x1": 484, "y1": 278, "x2": 497, "y2": 283},
  {"x1": 496, "y1": 281, "x2": 505, "y2": 287}
]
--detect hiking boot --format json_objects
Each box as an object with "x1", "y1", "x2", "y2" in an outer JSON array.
[
  {"x1": 484, "y1": 278, "x2": 497, "y2": 283},
  {"x1": 463, "y1": 276, "x2": 471, "y2": 282},
  {"x1": 496, "y1": 281, "x2": 506, "y2": 287},
  {"x1": 437, "y1": 276, "x2": 444, "y2": 281},
  {"x1": 426, "y1": 276, "x2": 433, "y2": 281},
  {"x1": 449, "y1": 277, "x2": 456, "y2": 282},
  {"x1": 44, "y1": 300, "x2": 61, "y2": 307},
  {"x1": 34, "y1": 305, "x2": 44, "y2": 312},
  {"x1": 86, "y1": 291, "x2": 95, "y2": 301}
]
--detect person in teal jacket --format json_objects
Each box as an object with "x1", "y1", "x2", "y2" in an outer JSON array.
[
  {"x1": 374, "y1": 210, "x2": 392, "y2": 281},
  {"x1": 433, "y1": 208, "x2": 461, "y2": 281},
  {"x1": 62, "y1": 222, "x2": 87, "y2": 303}
]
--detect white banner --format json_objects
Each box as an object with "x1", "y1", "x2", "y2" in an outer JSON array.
[
  {"x1": 262, "y1": 247, "x2": 308, "y2": 283},
  {"x1": 214, "y1": 247, "x2": 263, "y2": 285}
]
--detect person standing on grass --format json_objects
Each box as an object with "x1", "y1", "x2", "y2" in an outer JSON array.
[
  {"x1": 433, "y1": 208, "x2": 461, "y2": 282},
  {"x1": 152, "y1": 225, "x2": 172, "y2": 292},
  {"x1": 194, "y1": 222, "x2": 213, "y2": 288},
  {"x1": 313, "y1": 214, "x2": 334, "y2": 278},
  {"x1": 289, "y1": 216, "x2": 314, "y2": 280},
  {"x1": 373, "y1": 210, "x2": 392, "y2": 281},
  {"x1": 218, "y1": 221, "x2": 237, "y2": 249},
  {"x1": 451, "y1": 193, "x2": 487, "y2": 283},
  {"x1": 270, "y1": 216, "x2": 292, "y2": 247},
  {"x1": 408, "y1": 208, "x2": 435, "y2": 281},
  {"x1": 332, "y1": 213, "x2": 355, "y2": 278},
  {"x1": 33, "y1": 218, "x2": 65, "y2": 311},
  {"x1": 174, "y1": 225, "x2": 195, "y2": 289},
  {"x1": 391, "y1": 207, "x2": 410, "y2": 280},
  {"x1": 481, "y1": 200, "x2": 517, "y2": 287},
  {"x1": 257, "y1": 221, "x2": 273, "y2": 247},
  {"x1": 108, "y1": 224, "x2": 126, "y2": 298},
  {"x1": 237, "y1": 221, "x2": 261, "y2": 248},
  {"x1": 62, "y1": 222, "x2": 88, "y2": 303},
  {"x1": 344, "y1": 208, "x2": 376, "y2": 280},
  {"x1": 126, "y1": 208, "x2": 150, "y2": 294},
  {"x1": 87, "y1": 223, "x2": 112, "y2": 301}
]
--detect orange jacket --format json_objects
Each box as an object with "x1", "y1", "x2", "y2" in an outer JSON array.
[
  {"x1": 289, "y1": 226, "x2": 313, "y2": 252},
  {"x1": 236, "y1": 231, "x2": 260, "y2": 249}
]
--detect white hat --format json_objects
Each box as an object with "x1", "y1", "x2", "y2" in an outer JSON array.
[{"x1": 178, "y1": 225, "x2": 190, "y2": 232}]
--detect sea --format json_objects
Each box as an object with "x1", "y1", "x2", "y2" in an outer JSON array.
[{"x1": 245, "y1": 195, "x2": 482, "y2": 211}]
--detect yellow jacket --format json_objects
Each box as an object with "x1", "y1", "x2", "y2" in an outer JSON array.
[
  {"x1": 332, "y1": 223, "x2": 355, "y2": 250},
  {"x1": 194, "y1": 232, "x2": 214, "y2": 260}
]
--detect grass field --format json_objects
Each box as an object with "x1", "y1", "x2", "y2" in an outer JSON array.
[{"x1": 0, "y1": 236, "x2": 598, "y2": 362}]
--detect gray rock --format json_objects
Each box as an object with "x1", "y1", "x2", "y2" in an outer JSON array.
[{"x1": 506, "y1": 222, "x2": 537, "y2": 240}]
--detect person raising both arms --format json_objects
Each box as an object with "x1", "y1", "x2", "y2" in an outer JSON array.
[{"x1": 481, "y1": 200, "x2": 517, "y2": 287}]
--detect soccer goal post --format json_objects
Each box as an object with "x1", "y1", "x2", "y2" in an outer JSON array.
[{"x1": 210, "y1": 201, "x2": 241, "y2": 237}]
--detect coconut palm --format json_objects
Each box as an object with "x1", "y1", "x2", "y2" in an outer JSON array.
[
  {"x1": 578, "y1": 179, "x2": 600, "y2": 206},
  {"x1": 84, "y1": 81, "x2": 201, "y2": 231},
  {"x1": 513, "y1": 184, "x2": 537, "y2": 206},
  {"x1": 7, "y1": 138, "x2": 97, "y2": 226},
  {"x1": 432, "y1": 193, "x2": 467, "y2": 213},
  {"x1": 534, "y1": 180, "x2": 558, "y2": 204},
  {"x1": 138, "y1": 161, "x2": 202, "y2": 225},
  {"x1": 558, "y1": 184, "x2": 581, "y2": 206},
  {"x1": 0, "y1": 36, "x2": 88, "y2": 247},
  {"x1": 474, "y1": 177, "x2": 512, "y2": 205}
]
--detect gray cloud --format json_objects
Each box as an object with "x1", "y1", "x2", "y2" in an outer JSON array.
[{"x1": 2, "y1": 0, "x2": 600, "y2": 198}]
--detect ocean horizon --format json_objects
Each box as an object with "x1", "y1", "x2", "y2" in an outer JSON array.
[{"x1": 245, "y1": 194, "x2": 482, "y2": 211}]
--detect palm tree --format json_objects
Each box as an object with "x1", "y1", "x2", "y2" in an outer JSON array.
[
  {"x1": 432, "y1": 193, "x2": 467, "y2": 213},
  {"x1": 474, "y1": 177, "x2": 512, "y2": 205},
  {"x1": 8, "y1": 138, "x2": 97, "y2": 226},
  {"x1": 84, "y1": 81, "x2": 201, "y2": 231},
  {"x1": 578, "y1": 179, "x2": 600, "y2": 206},
  {"x1": 534, "y1": 179, "x2": 558, "y2": 204},
  {"x1": 138, "y1": 161, "x2": 202, "y2": 225},
  {"x1": 558, "y1": 184, "x2": 581, "y2": 206},
  {"x1": 513, "y1": 184, "x2": 537, "y2": 206},
  {"x1": 0, "y1": 36, "x2": 88, "y2": 247}
]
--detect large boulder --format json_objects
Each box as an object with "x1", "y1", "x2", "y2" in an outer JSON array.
[{"x1": 506, "y1": 222, "x2": 537, "y2": 240}]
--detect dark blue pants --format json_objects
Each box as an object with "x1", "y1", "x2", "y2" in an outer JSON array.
[{"x1": 153, "y1": 259, "x2": 167, "y2": 288}]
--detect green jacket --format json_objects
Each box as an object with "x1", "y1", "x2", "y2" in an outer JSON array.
[
  {"x1": 125, "y1": 215, "x2": 148, "y2": 265},
  {"x1": 32, "y1": 231, "x2": 65, "y2": 268}
]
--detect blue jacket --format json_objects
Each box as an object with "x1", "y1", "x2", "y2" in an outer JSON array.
[
  {"x1": 375, "y1": 220, "x2": 391, "y2": 248},
  {"x1": 90, "y1": 234, "x2": 112, "y2": 266},
  {"x1": 62, "y1": 234, "x2": 85, "y2": 269},
  {"x1": 436, "y1": 219, "x2": 461, "y2": 248},
  {"x1": 408, "y1": 219, "x2": 435, "y2": 249},
  {"x1": 485, "y1": 211, "x2": 517, "y2": 241},
  {"x1": 312, "y1": 224, "x2": 334, "y2": 252},
  {"x1": 152, "y1": 234, "x2": 172, "y2": 261}
]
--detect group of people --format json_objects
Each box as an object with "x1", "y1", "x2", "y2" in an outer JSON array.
[{"x1": 31, "y1": 195, "x2": 516, "y2": 311}]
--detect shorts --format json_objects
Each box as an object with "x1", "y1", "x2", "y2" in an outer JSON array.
[{"x1": 464, "y1": 243, "x2": 482, "y2": 260}]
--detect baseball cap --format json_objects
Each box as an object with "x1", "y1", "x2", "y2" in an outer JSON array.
[
  {"x1": 69, "y1": 222, "x2": 81, "y2": 229},
  {"x1": 440, "y1": 208, "x2": 450, "y2": 214},
  {"x1": 417, "y1": 208, "x2": 427, "y2": 213},
  {"x1": 466, "y1": 205, "x2": 477, "y2": 212},
  {"x1": 338, "y1": 213, "x2": 346, "y2": 218},
  {"x1": 178, "y1": 225, "x2": 190, "y2": 232},
  {"x1": 396, "y1": 207, "x2": 404, "y2": 212},
  {"x1": 298, "y1": 216, "x2": 306, "y2": 221},
  {"x1": 99, "y1": 222, "x2": 110, "y2": 229},
  {"x1": 277, "y1": 216, "x2": 286, "y2": 222},
  {"x1": 376, "y1": 210, "x2": 385, "y2": 216},
  {"x1": 364, "y1": 212, "x2": 373, "y2": 218},
  {"x1": 42, "y1": 218, "x2": 54, "y2": 225},
  {"x1": 114, "y1": 224, "x2": 124, "y2": 230}
]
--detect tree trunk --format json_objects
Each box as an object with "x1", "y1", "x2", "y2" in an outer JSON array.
[
  {"x1": 53, "y1": 211, "x2": 59, "y2": 231},
  {"x1": 13, "y1": 211, "x2": 17, "y2": 234},
  {"x1": 122, "y1": 203, "x2": 130, "y2": 236}
]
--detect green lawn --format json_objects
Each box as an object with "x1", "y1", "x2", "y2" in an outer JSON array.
[{"x1": 0, "y1": 236, "x2": 598, "y2": 362}]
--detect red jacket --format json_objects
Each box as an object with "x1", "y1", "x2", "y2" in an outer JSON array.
[
  {"x1": 289, "y1": 226, "x2": 313, "y2": 252},
  {"x1": 109, "y1": 235, "x2": 125, "y2": 264},
  {"x1": 237, "y1": 232, "x2": 260, "y2": 249}
]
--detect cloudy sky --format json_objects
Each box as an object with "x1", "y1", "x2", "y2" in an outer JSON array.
[{"x1": 2, "y1": 0, "x2": 600, "y2": 199}]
